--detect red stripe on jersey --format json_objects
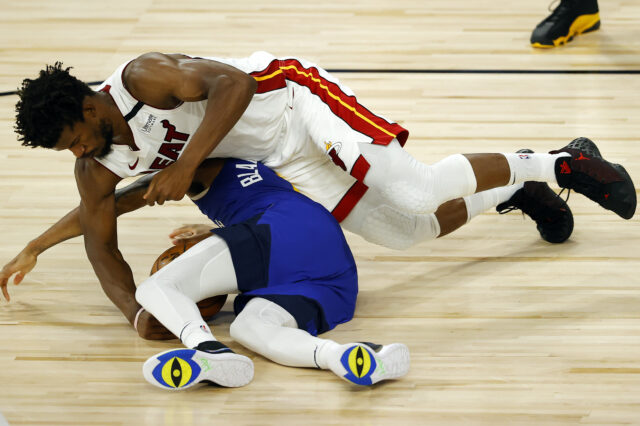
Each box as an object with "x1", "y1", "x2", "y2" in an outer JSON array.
[
  {"x1": 329, "y1": 155, "x2": 371, "y2": 222},
  {"x1": 249, "y1": 59, "x2": 408, "y2": 146},
  {"x1": 279, "y1": 59, "x2": 408, "y2": 146},
  {"x1": 250, "y1": 61, "x2": 287, "y2": 94},
  {"x1": 350, "y1": 155, "x2": 371, "y2": 181},
  {"x1": 331, "y1": 181, "x2": 368, "y2": 223}
]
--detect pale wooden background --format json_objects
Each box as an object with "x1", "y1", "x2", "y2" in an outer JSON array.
[{"x1": 1, "y1": 1, "x2": 639, "y2": 425}]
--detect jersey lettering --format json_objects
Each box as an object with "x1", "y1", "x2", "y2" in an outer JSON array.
[
  {"x1": 150, "y1": 156, "x2": 174, "y2": 170},
  {"x1": 158, "y1": 143, "x2": 184, "y2": 161},
  {"x1": 161, "y1": 120, "x2": 189, "y2": 142},
  {"x1": 149, "y1": 120, "x2": 190, "y2": 170},
  {"x1": 235, "y1": 161, "x2": 263, "y2": 187}
]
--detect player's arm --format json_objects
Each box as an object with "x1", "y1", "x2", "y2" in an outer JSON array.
[
  {"x1": 1, "y1": 158, "x2": 227, "y2": 300},
  {"x1": 124, "y1": 52, "x2": 257, "y2": 206},
  {"x1": 75, "y1": 158, "x2": 141, "y2": 325},
  {"x1": 0, "y1": 174, "x2": 154, "y2": 301}
]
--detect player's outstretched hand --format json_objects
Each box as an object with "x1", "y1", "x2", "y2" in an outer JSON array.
[
  {"x1": 0, "y1": 248, "x2": 38, "y2": 302},
  {"x1": 169, "y1": 224, "x2": 213, "y2": 245},
  {"x1": 143, "y1": 162, "x2": 195, "y2": 206}
]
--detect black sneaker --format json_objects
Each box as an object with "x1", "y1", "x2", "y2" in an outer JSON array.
[
  {"x1": 142, "y1": 341, "x2": 254, "y2": 390},
  {"x1": 497, "y1": 152, "x2": 574, "y2": 243},
  {"x1": 531, "y1": 0, "x2": 600, "y2": 48},
  {"x1": 551, "y1": 137, "x2": 636, "y2": 219}
]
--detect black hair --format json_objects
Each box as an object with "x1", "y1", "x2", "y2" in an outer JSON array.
[{"x1": 15, "y1": 62, "x2": 94, "y2": 149}]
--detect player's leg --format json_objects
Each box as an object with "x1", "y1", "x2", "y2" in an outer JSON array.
[
  {"x1": 137, "y1": 235, "x2": 253, "y2": 390},
  {"x1": 230, "y1": 297, "x2": 410, "y2": 386},
  {"x1": 357, "y1": 138, "x2": 636, "y2": 219},
  {"x1": 341, "y1": 181, "x2": 571, "y2": 249},
  {"x1": 136, "y1": 234, "x2": 237, "y2": 348},
  {"x1": 285, "y1": 59, "x2": 635, "y2": 219}
]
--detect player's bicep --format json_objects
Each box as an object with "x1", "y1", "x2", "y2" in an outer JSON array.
[
  {"x1": 127, "y1": 53, "x2": 255, "y2": 104},
  {"x1": 75, "y1": 159, "x2": 121, "y2": 246}
]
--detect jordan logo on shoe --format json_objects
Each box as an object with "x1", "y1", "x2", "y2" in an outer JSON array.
[
  {"x1": 559, "y1": 160, "x2": 572, "y2": 174},
  {"x1": 576, "y1": 153, "x2": 590, "y2": 161}
]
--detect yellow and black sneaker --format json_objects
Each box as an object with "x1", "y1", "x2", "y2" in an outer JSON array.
[{"x1": 531, "y1": 0, "x2": 600, "y2": 48}]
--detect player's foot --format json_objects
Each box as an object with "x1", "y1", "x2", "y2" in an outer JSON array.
[
  {"x1": 531, "y1": 0, "x2": 600, "y2": 48},
  {"x1": 551, "y1": 137, "x2": 636, "y2": 219},
  {"x1": 497, "y1": 150, "x2": 574, "y2": 243},
  {"x1": 142, "y1": 341, "x2": 254, "y2": 390},
  {"x1": 328, "y1": 342, "x2": 410, "y2": 386}
]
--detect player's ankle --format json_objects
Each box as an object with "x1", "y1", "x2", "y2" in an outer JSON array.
[
  {"x1": 313, "y1": 340, "x2": 341, "y2": 370},
  {"x1": 194, "y1": 340, "x2": 233, "y2": 354}
]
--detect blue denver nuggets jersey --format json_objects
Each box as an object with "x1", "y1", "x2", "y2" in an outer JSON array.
[
  {"x1": 193, "y1": 159, "x2": 305, "y2": 227},
  {"x1": 192, "y1": 158, "x2": 357, "y2": 335}
]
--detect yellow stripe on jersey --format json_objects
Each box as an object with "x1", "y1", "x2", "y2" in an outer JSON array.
[
  {"x1": 278, "y1": 65, "x2": 397, "y2": 139},
  {"x1": 252, "y1": 69, "x2": 284, "y2": 82},
  {"x1": 253, "y1": 63, "x2": 397, "y2": 140}
]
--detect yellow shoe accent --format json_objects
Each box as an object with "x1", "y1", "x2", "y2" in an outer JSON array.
[
  {"x1": 531, "y1": 12, "x2": 600, "y2": 48},
  {"x1": 553, "y1": 12, "x2": 600, "y2": 46}
]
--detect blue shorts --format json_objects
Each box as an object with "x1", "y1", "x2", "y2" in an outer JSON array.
[{"x1": 212, "y1": 198, "x2": 358, "y2": 336}]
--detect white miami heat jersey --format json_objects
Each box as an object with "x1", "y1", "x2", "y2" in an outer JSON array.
[
  {"x1": 95, "y1": 51, "x2": 409, "y2": 221},
  {"x1": 95, "y1": 51, "x2": 289, "y2": 178}
]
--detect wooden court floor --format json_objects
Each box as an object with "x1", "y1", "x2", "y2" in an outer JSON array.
[{"x1": 1, "y1": 1, "x2": 639, "y2": 425}]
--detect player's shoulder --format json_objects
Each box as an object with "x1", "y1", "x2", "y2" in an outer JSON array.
[
  {"x1": 123, "y1": 53, "x2": 172, "y2": 85},
  {"x1": 74, "y1": 158, "x2": 122, "y2": 200},
  {"x1": 123, "y1": 52, "x2": 189, "y2": 107}
]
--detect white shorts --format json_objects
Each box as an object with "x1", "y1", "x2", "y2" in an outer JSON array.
[{"x1": 255, "y1": 57, "x2": 409, "y2": 222}]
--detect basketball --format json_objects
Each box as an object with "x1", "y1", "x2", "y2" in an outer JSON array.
[{"x1": 150, "y1": 238, "x2": 227, "y2": 320}]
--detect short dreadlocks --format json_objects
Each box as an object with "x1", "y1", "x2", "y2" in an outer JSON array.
[{"x1": 15, "y1": 62, "x2": 94, "y2": 149}]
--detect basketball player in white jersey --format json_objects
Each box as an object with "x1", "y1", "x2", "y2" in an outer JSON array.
[{"x1": 9, "y1": 52, "x2": 636, "y2": 327}]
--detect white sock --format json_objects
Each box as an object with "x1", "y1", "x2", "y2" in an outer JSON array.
[
  {"x1": 314, "y1": 340, "x2": 342, "y2": 370},
  {"x1": 463, "y1": 184, "x2": 524, "y2": 222},
  {"x1": 180, "y1": 321, "x2": 216, "y2": 349},
  {"x1": 503, "y1": 152, "x2": 570, "y2": 186}
]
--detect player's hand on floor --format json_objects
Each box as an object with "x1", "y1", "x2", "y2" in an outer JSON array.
[
  {"x1": 169, "y1": 224, "x2": 213, "y2": 245},
  {"x1": 0, "y1": 248, "x2": 38, "y2": 302},
  {"x1": 135, "y1": 309, "x2": 176, "y2": 340}
]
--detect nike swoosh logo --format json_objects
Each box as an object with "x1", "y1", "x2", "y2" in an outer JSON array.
[{"x1": 128, "y1": 158, "x2": 139, "y2": 170}]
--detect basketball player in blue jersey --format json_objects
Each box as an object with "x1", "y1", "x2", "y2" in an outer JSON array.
[
  {"x1": 0, "y1": 157, "x2": 410, "y2": 388},
  {"x1": 9, "y1": 53, "x2": 637, "y2": 330}
]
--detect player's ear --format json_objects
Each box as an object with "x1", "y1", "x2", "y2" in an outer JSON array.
[{"x1": 82, "y1": 96, "x2": 98, "y2": 119}]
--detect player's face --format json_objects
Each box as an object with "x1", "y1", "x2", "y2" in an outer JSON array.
[{"x1": 55, "y1": 119, "x2": 114, "y2": 159}]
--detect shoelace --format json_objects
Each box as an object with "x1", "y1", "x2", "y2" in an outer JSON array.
[
  {"x1": 557, "y1": 187, "x2": 572, "y2": 203},
  {"x1": 544, "y1": 0, "x2": 575, "y2": 22},
  {"x1": 498, "y1": 188, "x2": 571, "y2": 216}
]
